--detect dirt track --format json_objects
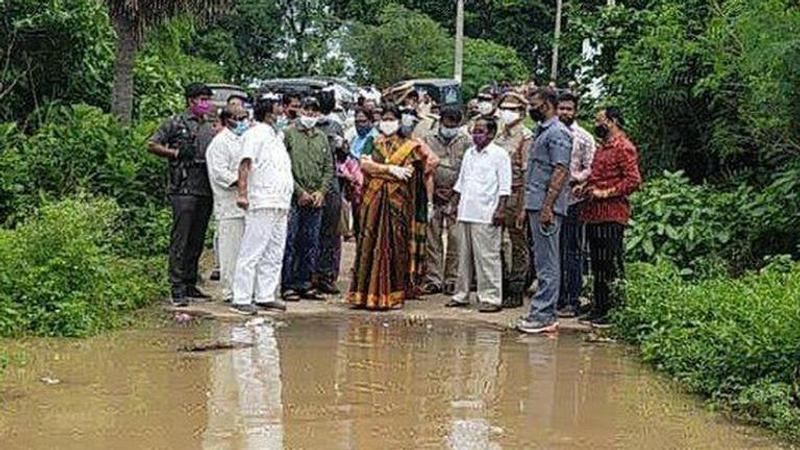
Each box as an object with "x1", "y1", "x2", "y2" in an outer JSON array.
[{"x1": 169, "y1": 241, "x2": 591, "y2": 333}]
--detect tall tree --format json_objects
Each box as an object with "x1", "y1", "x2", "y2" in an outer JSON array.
[{"x1": 106, "y1": 0, "x2": 230, "y2": 124}]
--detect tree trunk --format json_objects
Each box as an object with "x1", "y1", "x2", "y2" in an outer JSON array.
[{"x1": 111, "y1": 14, "x2": 137, "y2": 124}]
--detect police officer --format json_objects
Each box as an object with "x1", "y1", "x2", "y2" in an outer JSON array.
[
  {"x1": 148, "y1": 83, "x2": 217, "y2": 307},
  {"x1": 494, "y1": 92, "x2": 534, "y2": 308}
]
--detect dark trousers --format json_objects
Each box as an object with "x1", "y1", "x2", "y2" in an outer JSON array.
[
  {"x1": 586, "y1": 222, "x2": 625, "y2": 317},
  {"x1": 559, "y1": 205, "x2": 585, "y2": 311},
  {"x1": 169, "y1": 194, "x2": 212, "y2": 298},
  {"x1": 282, "y1": 204, "x2": 323, "y2": 292},
  {"x1": 316, "y1": 187, "x2": 343, "y2": 286}
]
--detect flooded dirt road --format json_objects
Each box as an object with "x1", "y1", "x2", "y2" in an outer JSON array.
[{"x1": 0, "y1": 316, "x2": 785, "y2": 449}]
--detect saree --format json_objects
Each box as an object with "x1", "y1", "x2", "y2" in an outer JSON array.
[{"x1": 348, "y1": 135, "x2": 438, "y2": 309}]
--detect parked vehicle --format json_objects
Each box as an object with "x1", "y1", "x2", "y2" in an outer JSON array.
[{"x1": 387, "y1": 79, "x2": 462, "y2": 106}]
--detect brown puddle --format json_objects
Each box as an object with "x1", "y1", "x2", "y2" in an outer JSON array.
[{"x1": 0, "y1": 317, "x2": 787, "y2": 449}]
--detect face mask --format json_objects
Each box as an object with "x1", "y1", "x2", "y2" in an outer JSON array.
[
  {"x1": 594, "y1": 123, "x2": 610, "y2": 140},
  {"x1": 299, "y1": 115, "x2": 318, "y2": 129},
  {"x1": 401, "y1": 113, "x2": 417, "y2": 128},
  {"x1": 472, "y1": 132, "x2": 491, "y2": 149},
  {"x1": 439, "y1": 126, "x2": 459, "y2": 140},
  {"x1": 232, "y1": 120, "x2": 249, "y2": 136},
  {"x1": 499, "y1": 109, "x2": 521, "y2": 126},
  {"x1": 191, "y1": 99, "x2": 211, "y2": 117},
  {"x1": 529, "y1": 106, "x2": 545, "y2": 123},
  {"x1": 478, "y1": 101, "x2": 493, "y2": 115},
  {"x1": 276, "y1": 115, "x2": 289, "y2": 130},
  {"x1": 379, "y1": 120, "x2": 400, "y2": 136},
  {"x1": 356, "y1": 125, "x2": 373, "y2": 137}
]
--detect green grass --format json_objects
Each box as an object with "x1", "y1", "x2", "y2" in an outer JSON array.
[{"x1": 613, "y1": 261, "x2": 800, "y2": 442}]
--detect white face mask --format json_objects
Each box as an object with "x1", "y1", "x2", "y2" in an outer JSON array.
[
  {"x1": 299, "y1": 115, "x2": 318, "y2": 129},
  {"x1": 401, "y1": 113, "x2": 417, "y2": 128},
  {"x1": 499, "y1": 109, "x2": 521, "y2": 125},
  {"x1": 379, "y1": 120, "x2": 400, "y2": 136},
  {"x1": 478, "y1": 101, "x2": 493, "y2": 115}
]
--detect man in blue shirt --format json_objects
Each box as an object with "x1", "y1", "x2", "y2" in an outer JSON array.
[{"x1": 517, "y1": 88, "x2": 573, "y2": 334}]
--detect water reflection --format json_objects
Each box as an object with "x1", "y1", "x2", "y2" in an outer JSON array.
[
  {"x1": 198, "y1": 318, "x2": 779, "y2": 449},
  {"x1": 0, "y1": 318, "x2": 779, "y2": 449},
  {"x1": 203, "y1": 324, "x2": 283, "y2": 450}
]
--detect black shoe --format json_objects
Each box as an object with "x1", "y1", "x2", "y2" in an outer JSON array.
[
  {"x1": 229, "y1": 304, "x2": 258, "y2": 316},
  {"x1": 445, "y1": 299, "x2": 470, "y2": 308},
  {"x1": 578, "y1": 308, "x2": 597, "y2": 322},
  {"x1": 316, "y1": 283, "x2": 341, "y2": 295},
  {"x1": 478, "y1": 303, "x2": 502, "y2": 313},
  {"x1": 557, "y1": 306, "x2": 578, "y2": 318},
  {"x1": 442, "y1": 282, "x2": 456, "y2": 296},
  {"x1": 501, "y1": 293, "x2": 524, "y2": 309},
  {"x1": 171, "y1": 297, "x2": 189, "y2": 307},
  {"x1": 210, "y1": 269, "x2": 220, "y2": 281},
  {"x1": 301, "y1": 289, "x2": 326, "y2": 301},
  {"x1": 282, "y1": 290, "x2": 301, "y2": 302},
  {"x1": 590, "y1": 315, "x2": 613, "y2": 329},
  {"x1": 422, "y1": 282, "x2": 442, "y2": 296},
  {"x1": 256, "y1": 301, "x2": 287, "y2": 312},
  {"x1": 186, "y1": 286, "x2": 211, "y2": 299}
]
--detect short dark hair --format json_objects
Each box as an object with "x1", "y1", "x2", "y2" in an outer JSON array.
[
  {"x1": 439, "y1": 106, "x2": 463, "y2": 124},
  {"x1": 604, "y1": 105, "x2": 626, "y2": 128},
  {"x1": 557, "y1": 91, "x2": 579, "y2": 108},
  {"x1": 354, "y1": 107, "x2": 371, "y2": 120},
  {"x1": 185, "y1": 83, "x2": 212, "y2": 99},
  {"x1": 283, "y1": 93, "x2": 301, "y2": 106},
  {"x1": 301, "y1": 96, "x2": 321, "y2": 112},
  {"x1": 532, "y1": 87, "x2": 558, "y2": 108},
  {"x1": 382, "y1": 103, "x2": 402, "y2": 120},
  {"x1": 227, "y1": 94, "x2": 248, "y2": 104},
  {"x1": 475, "y1": 115, "x2": 498, "y2": 137},
  {"x1": 253, "y1": 98, "x2": 275, "y2": 122}
]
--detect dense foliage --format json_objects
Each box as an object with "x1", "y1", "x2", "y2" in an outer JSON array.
[
  {"x1": 0, "y1": 197, "x2": 165, "y2": 337},
  {"x1": 344, "y1": 4, "x2": 528, "y2": 98},
  {"x1": 569, "y1": 0, "x2": 800, "y2": 181},
  {"x1": 614, "y1": 262, "x2": 800, "y2": 440},
  {"x1": 0, "y1": 0, "x2": 114, "y2": 123}
]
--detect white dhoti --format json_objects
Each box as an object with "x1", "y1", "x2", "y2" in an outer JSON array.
[
  {"x1": 453, "y1": 222, "x2": 503, "y2": 306},
  {"x1": 217, "y1": 218, "x2": 245, "y2": 301},
  {"x1": 233, "y1": 208, "x2": 289, "y2": 305}
]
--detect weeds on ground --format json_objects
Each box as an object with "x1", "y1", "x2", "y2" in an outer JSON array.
[
  {"x1": 613, "y1": 261, "x2": 800, "y2": 441},
  {"x1": 0, "y1": 196, "x2": 166, "y2": 338}
]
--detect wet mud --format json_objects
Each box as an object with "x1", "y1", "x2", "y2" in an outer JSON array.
[{"x1": 0, "y1": 316, "x2": 786, "y2": 449}]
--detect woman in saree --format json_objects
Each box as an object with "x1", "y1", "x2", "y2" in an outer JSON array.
[{"x1": 349, "y1": 104, "x2": 439, "y2": 310}]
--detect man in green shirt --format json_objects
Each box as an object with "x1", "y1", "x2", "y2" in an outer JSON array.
[{"x1": 281, "y1": 97, "x2": 334, "y2": 301}]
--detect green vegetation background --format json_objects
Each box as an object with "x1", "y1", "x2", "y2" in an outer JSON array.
[{"x1": 0, "y1": 0, "x2": 799, "y2": 441}]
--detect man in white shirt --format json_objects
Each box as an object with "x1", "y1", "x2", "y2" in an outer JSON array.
[
  {"x1": 206, "y1": 105, "x2": 249, "y2": 303},
  {"x1": 447, "y1": 116, "x2": 512, "y2": 313},
  {"x1": 231, "y1": 97, "x2": 295, "y2": 315}
]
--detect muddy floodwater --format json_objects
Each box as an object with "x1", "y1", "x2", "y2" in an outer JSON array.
[{"x1": 0, "y1": 316, "x2": 786, "y2": 449}]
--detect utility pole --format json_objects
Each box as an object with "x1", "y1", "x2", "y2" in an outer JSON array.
[
  {"x1": 454, "y1": 0, "x2": 464, "y2": 83},
  {"x1": 550, "y1": 0, "x2": 563, "y2": 82}
]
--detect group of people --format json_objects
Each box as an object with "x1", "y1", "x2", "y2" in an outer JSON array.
[{"x1": 148, "y1": 79, "x2": 641, "y2": 335}]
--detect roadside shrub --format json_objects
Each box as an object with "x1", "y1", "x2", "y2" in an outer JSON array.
[
  {"x1": 0, "y1": 197, "x2": 166, "y2": 338},
  {"x1": 627, "y1": 170, "x2": 754, "y2": 273},
  {"x1": 614, "y1": 261, "x2": 800, "y2": 440},
  {"x1": 0, "y1": 104, "x2": 170, "y2": 257}
]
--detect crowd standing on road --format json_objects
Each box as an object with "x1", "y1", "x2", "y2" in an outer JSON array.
[{"x1": 148, "y1": 79, "x2": 641, "y2": 334}]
